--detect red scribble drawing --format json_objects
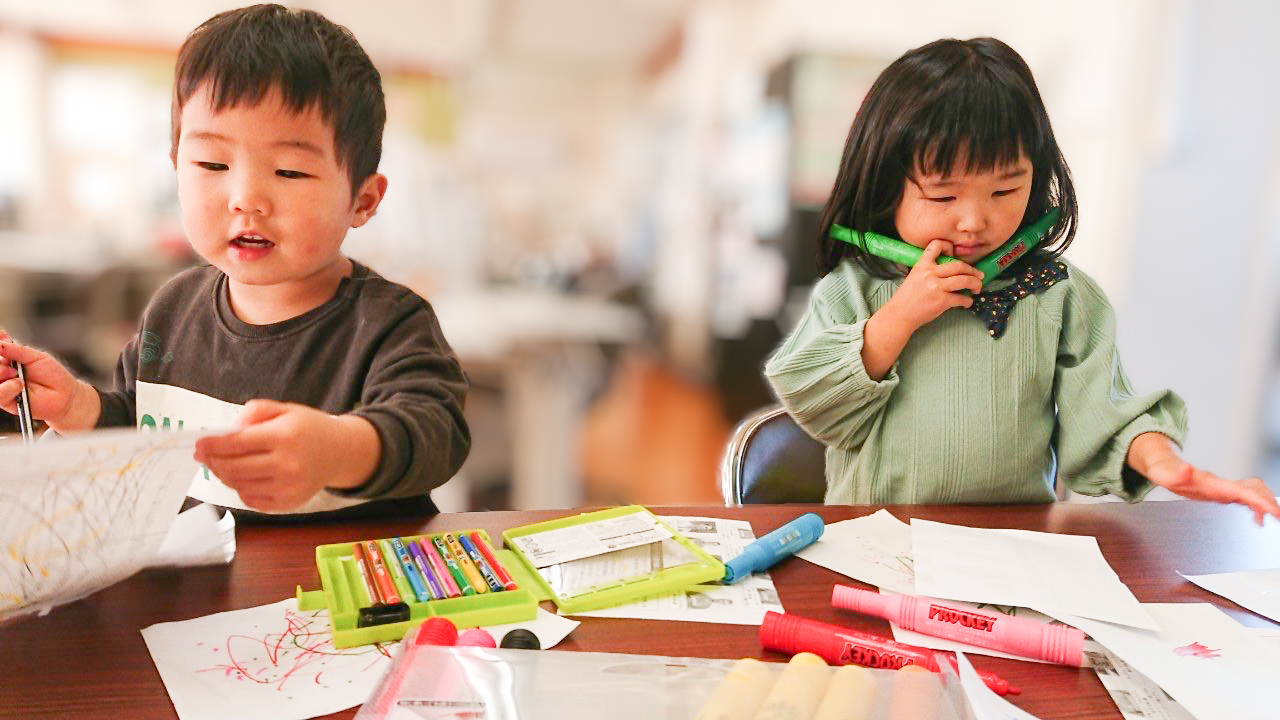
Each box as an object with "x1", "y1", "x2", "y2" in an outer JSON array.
[
  {"x1": 1173, "y1": 642, "x2": 1221, "y2": 659},
  {"x1": 198, "y1": 607, "x2": 389, "y2": 691}
]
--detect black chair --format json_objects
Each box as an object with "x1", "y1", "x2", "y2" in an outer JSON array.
[{"x1": 719, "y1": 405, "x2": 827, "y2": 506}]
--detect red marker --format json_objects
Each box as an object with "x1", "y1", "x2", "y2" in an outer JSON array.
[
  {"x1": 469, "y1": 531, "x2": 517, "y2": 590},
  {"x1": 363, "y1": 540, "x2": 401, "y2": 604},
  {"x1": 759, "y1": 611, "x2": 1019, "y2": 696},
  {"x1": 832, "y1": 584, "x2": 1085, "y2": 666},
  {"x1": 350, "y1": 542, "x2": 380, "y2": 606}
]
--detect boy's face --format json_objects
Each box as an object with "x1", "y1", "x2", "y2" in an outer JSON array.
[
  {"x1": 173, "y1": 84, "x2": 385, "y2": 299},
  {"x1": 894, "y1": 151, "x2": 1033, "y2": 262}
]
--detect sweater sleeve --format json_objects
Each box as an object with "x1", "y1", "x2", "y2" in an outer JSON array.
[
  {"x1": 334, "y1": 299, "x2": 470, "y2": 500},
  {"x1": 1051, "y1": 269, "x2": 1187, "y2": 500},
  {"x1": 96, "y1": 335, "x2": 139, "y2": 428},
  {"x1": 763, "y1": 269, "x2": 899, "y2": 450}
]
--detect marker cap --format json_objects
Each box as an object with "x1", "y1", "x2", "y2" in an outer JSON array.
[
  {"x1": 414, "y1": 616, "x2": 459, "y2": 646},
  {"x1": 500, "y1": 629, "x2": 542, "y2": 650}
]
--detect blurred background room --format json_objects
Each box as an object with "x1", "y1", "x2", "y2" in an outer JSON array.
[{"x1": 0, "y1": 0, "x2": 1276, "y2": 510}]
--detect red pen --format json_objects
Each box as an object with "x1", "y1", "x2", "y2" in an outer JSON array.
[
  {"x1": 760, "y1": 611, "x2": 1020, "y2": 696},
  {"x1": 363, "y1": 540, "x2": 401, "y2": 604},
  {"x1": 469, "y1": 531, "x2": 517, "y2": 590}
]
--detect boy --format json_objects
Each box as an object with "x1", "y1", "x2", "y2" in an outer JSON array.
[{"x1": 0, "y1": 4, "x2": 470, "y2": 518}]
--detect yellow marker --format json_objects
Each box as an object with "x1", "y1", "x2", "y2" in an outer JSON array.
[
  {"x1": 694, "y1": 657, "x2": 776, "y2": 720},
  {"x1": 888, "y1": 664, "x2": 940, "y2": 720},
  {"x1": 751, "y1": 652, "x2": 830, "y2": 720},
  {"x1": 444, "y1": 533, "x2": 489, "y2": 594},
  {"x1": 813, "y1": 664, "x2": 877, "y2": 720}
]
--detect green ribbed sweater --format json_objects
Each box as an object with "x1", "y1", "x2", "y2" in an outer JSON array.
[{"x1": 764, "y1": 258, "x2": 1186, "y2": 505}]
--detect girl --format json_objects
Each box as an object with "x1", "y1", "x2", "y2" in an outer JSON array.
[{"x1": 764, "y1": 37, "x2": 1278, "y2": 524}]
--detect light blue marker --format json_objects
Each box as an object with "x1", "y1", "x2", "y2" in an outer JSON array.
[
  {"x1": 389, "y1": 536, "x2": 432, "y2": 603},
  {"x1": 722, "y1": 512, "x2": 824, "y2": 584}
]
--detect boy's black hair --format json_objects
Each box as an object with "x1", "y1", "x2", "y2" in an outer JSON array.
[
  {"x1": 816, "y1": 37, "x2": 1077, "y2": 277},
  {"x1": 170, "y1": 4, "x2": 385, "y2": 195}
]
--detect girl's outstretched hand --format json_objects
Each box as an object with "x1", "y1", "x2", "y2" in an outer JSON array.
[
  {"x1": 1145, "y1": 458, "x2": 1280, "y2": 526},
  {"x1": 0, "y1": 333, "x2": 101, "y2": 432}
]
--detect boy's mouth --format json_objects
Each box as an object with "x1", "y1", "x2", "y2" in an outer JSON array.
[{"x1": 231, "y1": 233, "x2": 275, "y2": 249}]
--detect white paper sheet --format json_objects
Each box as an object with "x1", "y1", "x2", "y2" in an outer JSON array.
[
  {"x1": 953, "y1": 652, "x2": 1043, "y2": 720},
  {"x1": 1059, "y1": 604, "x2": 1280, "y2": 720},
  {"x1": 150, "y1": 504, "x2": 237, "y2": 568},
  {"x1": 911, "y1": 519, "x2": 1156, "y2": 629},
  {"x1": 568, "y1": 516, "x2": 784, "y2": 624},
  {"x1": 794, "y1": 509, "x2": 917, "y2": 594},
  {"x1": 142, "y1": 599, "x2": 579, "y2": 720},
  {"x1": 1180, "y1": 567, "x2": 1280, "y2": 624},
  {"x1": 1084, "y1": 640, "x2": 1196, "y2": 720},
  {"x1": 0, "y1": 427, "x2": 209, "y2": 621}
]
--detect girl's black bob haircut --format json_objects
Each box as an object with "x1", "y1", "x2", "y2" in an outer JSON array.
[
  {"x1": 816, "y1": 37, "x2": 1077, "y2": 277},
  {"x1": 170, "y1": 4, "x2": 385, "y2": 195}
]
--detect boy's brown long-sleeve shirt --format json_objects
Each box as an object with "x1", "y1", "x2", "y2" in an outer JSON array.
[{"x1": 97, "y1": 260, "x2": 470, "y2": 516}]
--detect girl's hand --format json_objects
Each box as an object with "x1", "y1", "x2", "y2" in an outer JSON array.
[
  {"x1": 883, "y1": 240, "x2": 985, "y2": 333},
  {"x1": 193, "y1": 399, "x2": 381, "y2": 512},
  {"x1": 0, "y1": 334, "x2": 101, "y2": 432},
  {"x1": 1145, "y1": 458, "x2": 1280, "y2": 526}
]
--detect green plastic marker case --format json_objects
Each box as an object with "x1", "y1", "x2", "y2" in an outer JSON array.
[
  {"x1": 296, "y1": 530, "x2": 541, "y2": 649},
  {"x1": 501, "y1": 505, "x2": 725, "y2": 615}
]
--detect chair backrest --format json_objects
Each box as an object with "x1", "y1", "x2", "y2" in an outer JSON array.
[{"x1": 719, "y1": 405, "x2": 827, "y2": 506}]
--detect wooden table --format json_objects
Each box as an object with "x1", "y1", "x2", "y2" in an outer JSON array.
[{"x1": 2, "y1": 502, "x2": 1277, "y2": 719}]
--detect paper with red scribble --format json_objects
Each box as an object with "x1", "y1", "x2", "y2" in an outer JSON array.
[
  {"x1": 1172, "y1": 642, "x2": 1221, "y2": 659},
  {"x1": 142, "y1": 598, "x2": 393, "y2": 720},
  {"x1": 1054, "y1": 603, "x2": 1280, "y2": 720}
]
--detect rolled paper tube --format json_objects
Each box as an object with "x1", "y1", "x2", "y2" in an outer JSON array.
[
  {"x1": 693, "y1": 658, "x2": 777, "y2": 720},
  {"x1": 750, "y1": 652, "x2": 830, "y2": 720},
  {"x1": 813, "y1": 665, "x2": 877, "y2": 720},
  {"x1": 888, "y1": 665, "x2": 940, "y2": 720}
]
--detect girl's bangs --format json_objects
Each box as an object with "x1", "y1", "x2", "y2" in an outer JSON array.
[{"x1": 906, "y1": 83, "x2": 1038, "y2": 177}]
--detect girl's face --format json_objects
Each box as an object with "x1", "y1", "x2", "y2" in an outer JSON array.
[{"x1": 894, "y1": 152, "x2": 1033, "y2": 262}]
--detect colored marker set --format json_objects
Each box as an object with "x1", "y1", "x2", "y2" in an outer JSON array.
[{"x1": 297, "y1": 530, "x2": 538, "y2": 648}]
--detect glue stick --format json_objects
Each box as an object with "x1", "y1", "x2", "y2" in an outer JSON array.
[
  {"x1": 750, "y1": 652, "x2": 830, "y2": 720},
  {"x1": 813, "y1": 665, "x2": 877, "y2": 720},
  {"x1": 694, "y1": 658, "x2": 777, "y2": 720}
]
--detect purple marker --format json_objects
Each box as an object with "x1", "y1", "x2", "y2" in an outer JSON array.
[{"x1": 407, "y1": 537, "x2": 445, "y2": 600}]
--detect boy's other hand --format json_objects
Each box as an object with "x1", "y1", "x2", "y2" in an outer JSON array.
[
  {"x1": 1146, "y1": 458, "x2": 1280, "y2": 526},
  {"x1": 0, "y1": 334, "x2": 101, "y2": 432},
  {"x1": 193, "y1": 399, "x2": 381, "y2": 512}
]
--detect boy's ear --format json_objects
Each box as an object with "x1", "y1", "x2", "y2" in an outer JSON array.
[{"x1": 350, "y1": 173, "x2": 389, "y2": 228}]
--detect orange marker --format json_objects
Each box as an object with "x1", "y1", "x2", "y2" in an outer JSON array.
[{"x1": 363, "y1": 540, "x2": 401, "y2": 604}]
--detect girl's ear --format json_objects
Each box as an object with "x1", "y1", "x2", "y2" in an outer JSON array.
[{"x1": 350, "y1": 173, "x2": 389, "y2": 228}]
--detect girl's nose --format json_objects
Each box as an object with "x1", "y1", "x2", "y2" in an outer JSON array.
[
  {"x1": 228, "y1": 173, "x2": 270, "y2": 215},
  {"x1": 955, "y1": 203, "x2": 988, "y2": 234}
]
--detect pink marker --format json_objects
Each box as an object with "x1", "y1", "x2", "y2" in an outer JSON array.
[{"x1": 832, "y1": 584, "x2": 1085, "y2": 666}]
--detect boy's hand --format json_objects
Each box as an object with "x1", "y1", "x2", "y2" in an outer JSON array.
[
  {"x1": 1145, "y1": 458, "x2": 1280, "y2": 526},
  {"x1": 193, "y1": 399, "x2": 381, "y2": 513},
  {"x1": 0, "y1": 333, "x2": 101, "y2": 432}
]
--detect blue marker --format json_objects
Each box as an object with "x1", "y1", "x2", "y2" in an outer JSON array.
[
  {"x1": 722, "y1": 512, "x2": 824, "y2": 584},
  {"x1": 389, "y1": 537, "x2": 432, "y2": 603}
]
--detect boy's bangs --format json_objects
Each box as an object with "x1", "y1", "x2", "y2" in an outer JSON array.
[
  {"x1": 907, "y1": 82, "x2": 1037, "y2": 178},
  {"x1": 180, "y1": 57, "x2": 334, "y2": 126}
]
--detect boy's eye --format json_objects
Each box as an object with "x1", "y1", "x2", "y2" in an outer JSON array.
[
  {"x1": 276, "y1": 169, "x2": 311, "y2": 179},
  {"x1": 196, "y1": 162, "x2": 227, "y2": 171}
]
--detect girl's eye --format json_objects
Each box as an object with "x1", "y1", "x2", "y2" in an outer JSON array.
[
  {"x1": 196, "y1": 162, "x2": 227, "y2": 171},
  {"x1": 276, "y1": 169, "x2": 310, "y2": 179},
  {"x1": 993, "y1": 188, "x2": 1019, "y2": 197},
  {"x1": 925, "y1": 196, "x2": 954, "y2": 203}
]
